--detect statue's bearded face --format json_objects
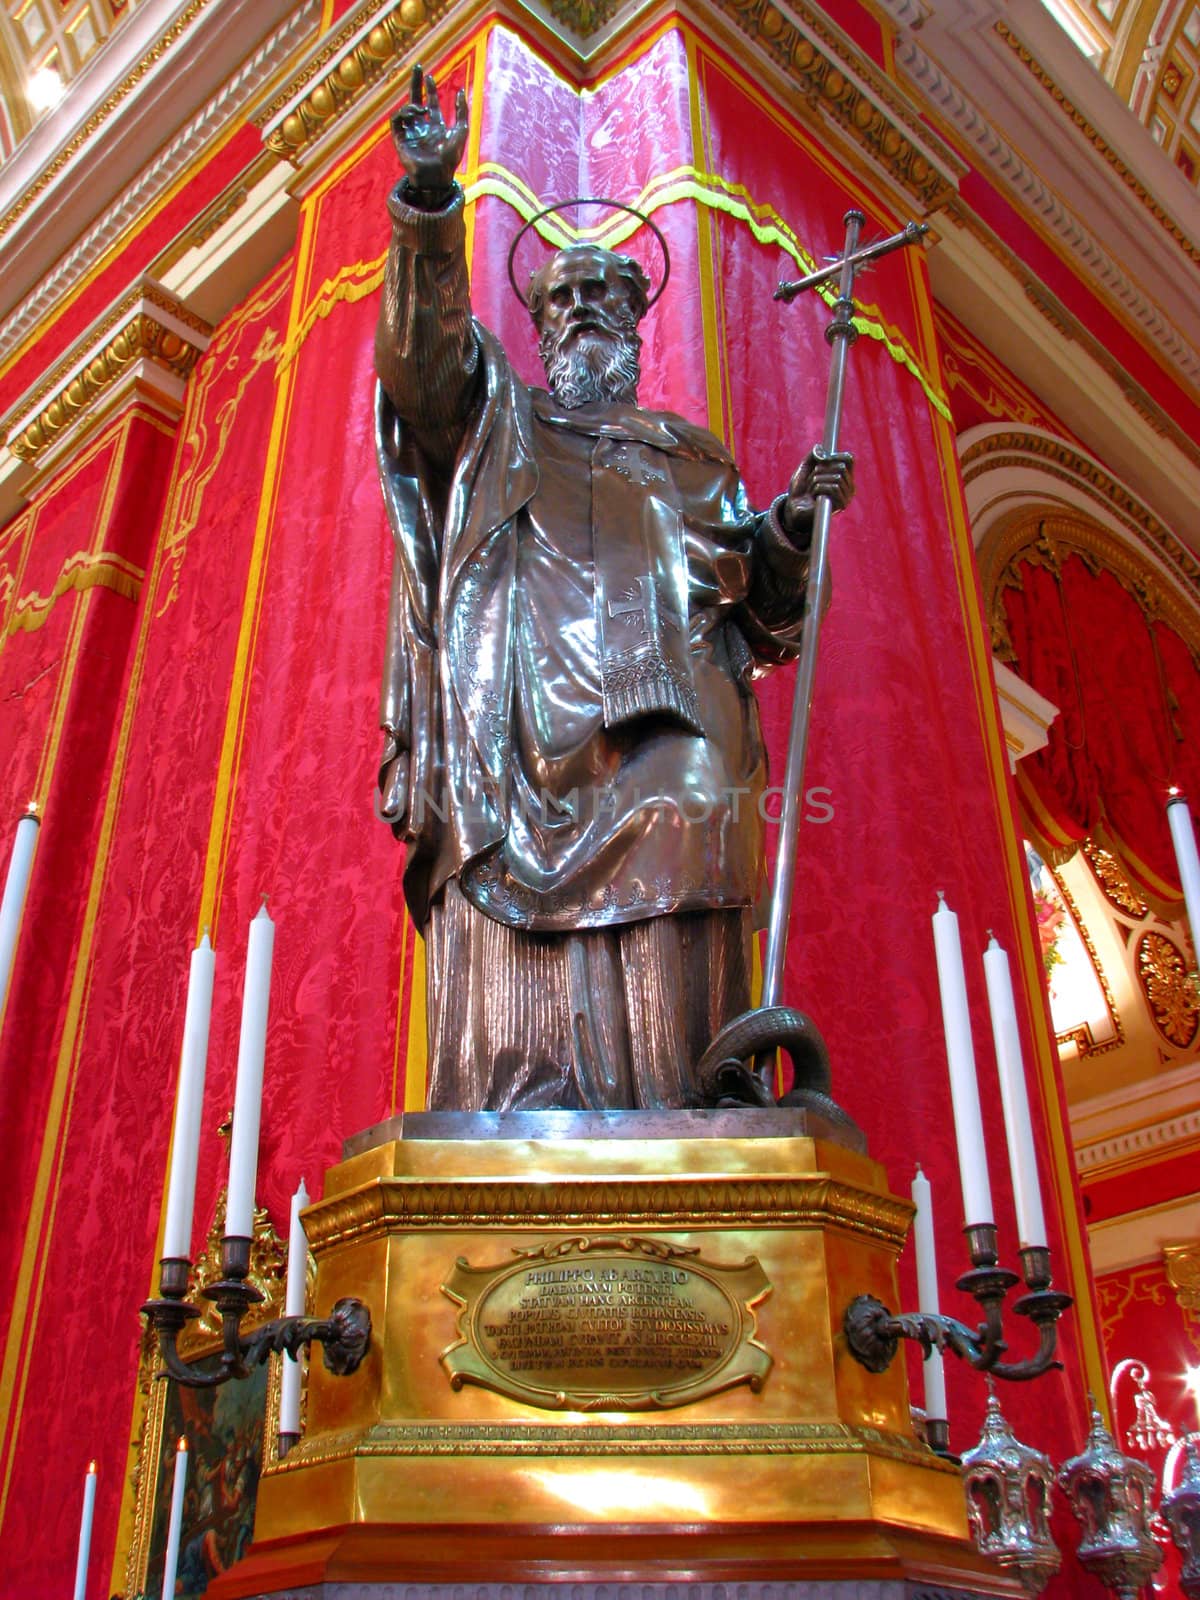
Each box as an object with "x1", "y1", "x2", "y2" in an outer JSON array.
[{"x1": 532, "y1": 247, "x2": 644, "y2": 409}]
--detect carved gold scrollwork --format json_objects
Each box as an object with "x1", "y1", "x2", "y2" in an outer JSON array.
[
  {"x1": 1164, "y1": 1242, "x2": 1200, "y2": 1319},
  {"x1": 4, "y1": 296, "x2": 211, "y2": 464},
  {"x1": 1082, "y1": 840, "x2": 1149, "y2": 918},
  {"x1": 541, "y1": 0, "x2": 627, "y2": 35},
  {"x1": 1136, "y1": 931, "x2": 1200, "y2": 1049},
  {"x1": 710, "y1": 0, "x2": 958, "y2": 210}
]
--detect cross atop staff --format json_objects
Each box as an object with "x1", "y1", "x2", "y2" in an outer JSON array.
[{"x1": 761, "y1": 209, "x2": 930, "y2": 1014}]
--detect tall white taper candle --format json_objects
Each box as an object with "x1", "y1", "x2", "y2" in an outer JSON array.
[
  {"x1": 0, "y1": 809, "x2": 39, "y2": 1025},
  {"x1": 71, "y1": 1459, "x2": 97, "y2": 1600},
  {"x1": 1167, "y1": 793, "x2": 1200, "y2": 949},
  {"x1": 931, "y1": 893, "x2": 995, "y2": 1225},
  {"x1": 982, "y1": 935, "x2": 1048, "y2": 1250},
  {"x1": 161, "y1": 1436, "x2": 188, "y2": 1600},
  {"x1": 911, "y1": 1165, "x2": 947, "y2": 1423},
  {"x1": 161, "y1": 933, "x2": 216, "y2": 1262},
  {"x1": 225, "y1": 902, "x2": 275, "y2": 1239},
  {"x1": 279, "y1": 1176, "x2": 311, "y2": 1438}
]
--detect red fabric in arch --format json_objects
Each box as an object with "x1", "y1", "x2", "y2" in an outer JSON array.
[{"x1": 1002, "y1": 550, "x2": 1200, "y2": 900}]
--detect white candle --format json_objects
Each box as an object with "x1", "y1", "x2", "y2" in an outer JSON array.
[
  {"x1": 982, "y1": 936, "x2": 1048, "y2": 1250},
  {"x1": 911, "y1": 1166, "x2": 947, "y2": 1423},
  {"x1": 161, "y1": 1436, "x2": 188, "y2": 1598},
  {"x1": 932, "y1": 893, "x2": 995, "y2": 1226},
  {"x1": 225, "y1": 902, "x2": 275, "y2": 1239},
  {"x1": 161, "y1": 933, "x2": 216, "y2": 1261},
  {"x1": 279, "y1": 1176, "x2": 311, "y2": 1438},
  {"x1": 1168, "y1": 793, "x2": 1200, "y2": 949},
  {"x1": 71, "y1": 1459, "x2": 97, "y2": 1600},
  {"x1": 0, "y1": 809, "x2": 39, "y2": 1025}
]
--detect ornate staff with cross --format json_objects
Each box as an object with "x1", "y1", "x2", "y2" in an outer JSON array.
[{"x1": 696, "y1": 208, "x2": 929, "y2": 1109}]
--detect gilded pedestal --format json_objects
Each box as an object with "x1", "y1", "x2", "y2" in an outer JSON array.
[{"x1": 212, "y1": 1112, "x2": 1014, "y2": 1596}]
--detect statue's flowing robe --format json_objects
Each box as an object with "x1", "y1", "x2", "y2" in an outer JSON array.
[{"x1": 375, "y1": 184, "x2": 814, "y2": 1109}]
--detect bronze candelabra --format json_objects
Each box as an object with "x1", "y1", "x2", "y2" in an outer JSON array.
[
  {"x1": 141, "y1": 1239, "x2": 370, "y2": 1390},
  {"x1": 843, "y1": 1223, "x2": 1073, "y2": 1410}
]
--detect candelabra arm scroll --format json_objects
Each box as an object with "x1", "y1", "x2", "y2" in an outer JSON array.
[
  {"x1": 843, "y1": 1225, "x2": 1072, "y2": 1386},
  {"x1": 140, "y1": 1240, "x2": 371, "y2": 1391}
]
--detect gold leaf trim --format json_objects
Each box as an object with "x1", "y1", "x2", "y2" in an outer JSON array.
[
  {"x1": 1048, "y1": 862, "x2": 1125, "y2": 1059},
  {"x1": 1082, "y1": 839, "x2": 1148, "y2": 918},
  {"x1": 259, "y1": 0, "x2": 445, "y2": 164},
  {"x1": 4, "y1": 302, "x2": 210, "y2": 464},
  {"x1": 5, "y1": 551, "x2": 144, "y2": 637},
  {"x1": 265, "y1": 1417, "x2": 944, "y2": 1472},
  {"x1": 302, "y1": 1175, "x2": 914, "y2": 1252},
  {"x1": 1136, "y1": 930, "x2": 1200, "y2": 1050}
]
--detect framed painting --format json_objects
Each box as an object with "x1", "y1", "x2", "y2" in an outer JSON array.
[{"x1": 125, "y1": 1199, "x2": 302, "y2": 1598}]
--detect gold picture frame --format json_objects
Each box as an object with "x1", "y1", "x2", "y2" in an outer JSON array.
[{"x1": 124, "y1": 1197, "x2": 307, "y2": 1597}]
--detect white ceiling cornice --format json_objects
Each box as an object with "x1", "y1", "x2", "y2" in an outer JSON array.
[{"x1": 0, "y1": 0, "x2": 320, "y2": 341}]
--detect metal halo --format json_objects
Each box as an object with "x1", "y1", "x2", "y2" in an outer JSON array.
[{"x1": 506, "y1": 197, "x2": 671, "y2": 312}]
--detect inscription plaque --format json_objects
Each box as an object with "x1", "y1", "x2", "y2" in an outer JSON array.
[{"x1": 441, "y1": 1236, "x2": 772, "y2": 1411}]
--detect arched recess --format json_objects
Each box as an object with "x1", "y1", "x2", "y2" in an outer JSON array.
[{"x1": 961, "y1": 424, "x2": 1200, "y2": 914}]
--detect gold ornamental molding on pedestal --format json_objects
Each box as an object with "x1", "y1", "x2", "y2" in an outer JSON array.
[
  {"x1": 2, "y1": 281, "x2": 212, "y2": 468},
  {"x1": 301, "y1": 1172, "x2": 914, "y2": 1251},
  {"x1": 265, "y1": 1417, "x2": 947, "y2": 1472}
]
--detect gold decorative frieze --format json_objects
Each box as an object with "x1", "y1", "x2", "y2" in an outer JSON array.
[
  {"x1": 302, "y1": 1172, "x2": 914, "y2": 1251},
  {"x1": 267, "y1": 1416, "x2": 944, "y2": 1471},
  {"x1": 709, "y1": 0, "x2": 962, "y2": 211},
  {"x1": 1136, "y1": 931, "x2": 1200, "y2": 1050},
  {"x1": 542, "y1": 0, "x2": 628, "y2": 36},
  {"x1": 3, "y1": 282, "x2": 211, "y2": 465},
  {"x1": 257, "y1": 0, "x2": 444, "y2": 165},
  {"x1": 257, "y1": 0, "x2": 961, "y2": 212}
]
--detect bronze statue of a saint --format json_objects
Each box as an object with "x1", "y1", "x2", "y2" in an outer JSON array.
[{"x1": 374, "y1": 70, "x2": 853, "y2": 1113}]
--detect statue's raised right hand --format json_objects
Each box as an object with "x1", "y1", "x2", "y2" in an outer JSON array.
[{"x1": 392, "y1": 65, "x2": 468, "y2": 199}]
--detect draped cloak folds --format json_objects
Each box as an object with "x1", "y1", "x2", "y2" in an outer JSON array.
[{"x1": 373, "y1": 185, "x2": 815, "y2": 946}]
